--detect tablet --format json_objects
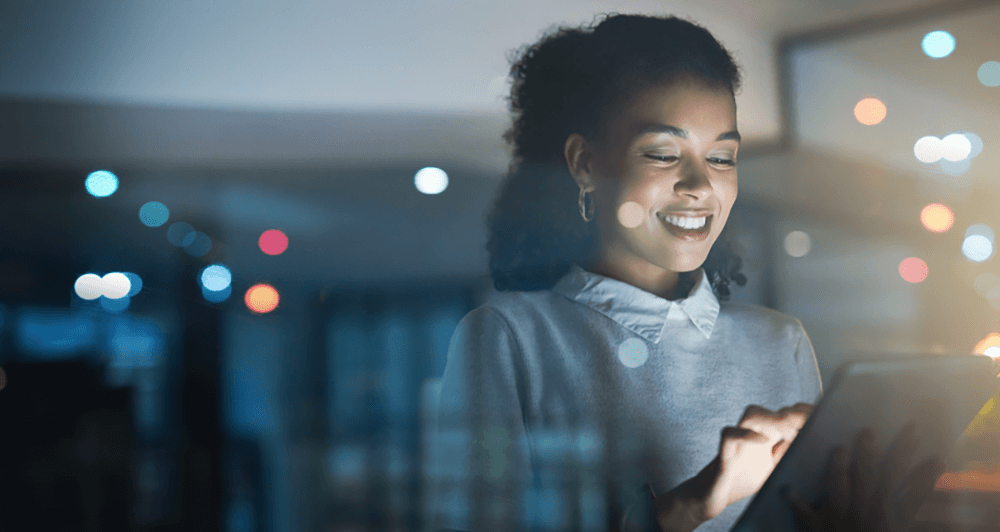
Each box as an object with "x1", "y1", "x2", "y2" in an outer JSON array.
[{"x1": 732, "y1": 354, "x2": 999, "y2": 532}]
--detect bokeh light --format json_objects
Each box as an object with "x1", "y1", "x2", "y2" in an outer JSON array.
[
  {"x1": 920, "y1": 203, "x2": 954, "y2": 233},
  {"x1": 201, "y1": 264, "x2": 232, "y2": 291},
  {"x1": 973, "y1": 333, "x2": 1000, "y2": 358},
  {"x1": 123, "y1": 272, "x2": 143, "y2": 297},
  {"x1": 259, "y1": 229, "x2": 289, "y2": 255},
  {"x1": 963, "y1": 236, "x2": 993, "y2": 262},
  {"x1": 784, "y1": 231, "x2": 811, "y2": 257},
  {"x1": 940, "y1": 133, "x2": 972, "y2": 162},
  {"x1": 138, "y1": 201, "x2": 170, "y2": 227},
  {"x1": 921, "y1": 30, "x2": 955, "y2": 58},
  {"x1": 853, "y1": 97, "x2": 886, "y2": 125},
  {"x1": 203, "y1": 284, "x2": 232, "y2": 303},
  {"x1": 184, "y1": 231, "x2": 212, "y2": 257},
  {"x1": 245, "y1": 284, "x2": 280, "y2": 314},
  {"x1": 960, "y1": 131, "x2": 984, "y2": 159},
  {"x1": 617, "y1": 338, "x2": 649, "y2": 368},
  {"x1": 414, "y1": 167, "x2": 448, "y2": 195},
  {"x1": 978, "y1": 61, "x2": 1000, "y2": 87},
  {"x1": 167, "y1": 222, "x2": 196, "y2": 246},
  {"x1": 617, "y1": 202, "x2": 645, "y2": 228},
  {"x1": 914, "y1": 136, "x2": 942, "y2": 163},
  {"x1": 74, "y1": 273, "x2": 103, "y2": 300},
  {"x1": 898, "y1": 257, "x2": 928, "y2": 283},
  {"x1": 975, "y1": 272, "x2": 1000, "y2": 296},
  {"x1": 85, "y1": 170, "x2": 119, "y2": 197},
  {"x1": 100, "y1": 295, "x2": 130, "y2": 313},
  {"x1": 939, "y1": 157, "x2": 972, "y2": 176},
  {"x1": 101, "y1": 272, "x2": 131, "y2": 299},
  {"x1": 966, "y1": 223, "x2": 994, "y2": 241}
]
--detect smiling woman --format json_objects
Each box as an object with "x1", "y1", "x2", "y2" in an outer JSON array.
[{"x1": 429, "y1": 14, "x2": 822, "y2": 532}]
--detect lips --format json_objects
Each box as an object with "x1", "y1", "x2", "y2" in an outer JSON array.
[{"x1": 657, "y1": 213, "x2": 713, "y2": 241}]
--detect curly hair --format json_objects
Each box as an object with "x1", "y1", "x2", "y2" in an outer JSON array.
[{"x1": 486, "y1": 13, "x2": 747, "y2": 298}]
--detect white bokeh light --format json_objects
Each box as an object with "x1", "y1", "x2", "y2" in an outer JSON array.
[
  {"x1": 940, "y1": 133, "x2": 972, "y2": 162},
  {"x1": 784, "y1": 231, "x2": 811, "y2": 257},
  {"x1": 74, "y1": 274, "x2": 104, "y2": 300},
  {"x1": 414, "y1": 167, "x2": 448, "y2": 195},
  {"x1": 617, "y1": 202, "x2": 645, "y2": 228},
  {"x1": 101, "y1": 272, "x2": 132, "y2": 299},
  {"x1": 617, "y1": 338, "x2": 649, "y2": 368},
  {"x1": 985, "y1": 346, "x2": 1000, "y2": 359},
  {"x1": 962, "y1": 235, "x2": 993, "y2": 262},
  {"x1": 201, "y1": 264, "x2": 233, "y2": 291},
  {"x1": 913, "y1": 136, "x2": 942, "y2": 163},
  {"x1": 921, "y1": 30, "x2": 955, "y2": 58}
]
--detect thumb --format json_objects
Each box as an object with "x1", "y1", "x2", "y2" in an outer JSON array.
[{"x1": 772, "y1": 438, "x2": 792, "y2": 462}]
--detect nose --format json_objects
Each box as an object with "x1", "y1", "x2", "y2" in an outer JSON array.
[{"x1": 674, "y1": 160, "x2": 713, "y2": 201}]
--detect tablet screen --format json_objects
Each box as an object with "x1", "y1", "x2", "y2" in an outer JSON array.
[{"x1": 732, "y1": 354, "x2": 999, "y2": 532}]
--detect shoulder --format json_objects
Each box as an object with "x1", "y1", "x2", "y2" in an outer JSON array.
[
  {"x1": 472, "y1": 288, "x2": 576, "y2": 326},
  {"x1": 717, "y1": 302, "x2": 806, "y2": 341}
]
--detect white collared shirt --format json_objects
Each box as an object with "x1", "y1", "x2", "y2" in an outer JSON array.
[{"x1": 430, "y1": 265, "x2": 822, "y2": 532}]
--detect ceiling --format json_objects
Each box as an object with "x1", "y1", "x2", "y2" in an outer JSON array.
[{"x1": 1, "y1": 0, "x2": 960, "y2": 167}]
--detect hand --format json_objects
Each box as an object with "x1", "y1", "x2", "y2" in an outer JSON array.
[
  {"x1": 785, "y1": 424, "x2": 946, "y2": 532},
  {"x1": 697, "y1": 403, "x2": 814, "y2": 520}
]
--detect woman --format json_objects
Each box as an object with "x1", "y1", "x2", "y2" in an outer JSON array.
[{"x1": 430, "y1": 14, "x2": 845, "y2": 531}]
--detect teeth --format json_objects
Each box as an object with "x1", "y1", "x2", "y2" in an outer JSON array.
[{"x1": 663, "y1": 215, "x2": 707, "y2": 229}]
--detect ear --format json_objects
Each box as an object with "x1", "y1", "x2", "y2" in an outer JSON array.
[{"x1": 564, "y1": 133, "x2": 597, "y2": 192}]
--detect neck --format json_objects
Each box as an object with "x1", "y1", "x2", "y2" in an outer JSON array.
[{"x1": 586, "y1": 254, "x2": 692, "y2": 300}]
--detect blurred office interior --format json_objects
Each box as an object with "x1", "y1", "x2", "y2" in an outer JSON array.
[{"x1": 1, "y1": 0, "x2": 999, "y2": 530}]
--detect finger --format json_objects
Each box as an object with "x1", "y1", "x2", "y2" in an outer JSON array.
[
  {"x1": 778, "y1": 403, "x2": 815, "y2": 429},
  {"x1": 821, "y1": 446, "x2": 851, "y2": 518},
  {"x1": 896, "y1": 457, "x2": 946, "y2": 523},
  {"x1": 849, "y1": 427, "x2": 880, "y2": 513},
  {"x1": 874, "y1": 424, "x2": 919, "y2": 503},
  {"x1": 783, "y1": 486, "x2": 822, "y2": 532},
  {"x1": 772, "y1": 438, "x2": 792, "y2": 462},
  {"x1": 738, "y1": 405, "x2": 786, "y2": 442}
]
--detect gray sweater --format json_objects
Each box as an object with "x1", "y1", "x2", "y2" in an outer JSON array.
[{"x1": 429, "y1": 265, "x2": 823, "y2": 531}]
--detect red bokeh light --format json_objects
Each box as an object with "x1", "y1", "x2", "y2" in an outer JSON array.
[
  {"x1": 899, "y1": 257, "x2": 928, "y2": 283},
  {"x1": 245, "y1": 283, "x2": 280, "y2": 313},
  {"x1": 259, "y1": 229, "x2": 288, "y2": 255}
]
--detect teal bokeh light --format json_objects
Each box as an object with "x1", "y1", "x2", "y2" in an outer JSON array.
[
  {"x1": 85, "y1": 170, "x2": 119, "y2": 197},
  {"x1": 921, "y1": 31, "x2": 955, "y2": 58},
  {"x1": 139, "y1": 201, "x2": 170, "y2": 227}
]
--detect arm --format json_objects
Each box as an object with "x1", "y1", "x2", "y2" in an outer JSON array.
[{"x1": 428, "y1": 307, "x2": 534, "y2": 531}]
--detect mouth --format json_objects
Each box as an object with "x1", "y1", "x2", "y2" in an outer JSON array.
[{"x1": 657, "y1": 213, "x2": 713, "y2": 241}]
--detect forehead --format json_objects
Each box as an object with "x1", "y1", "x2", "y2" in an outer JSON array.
[{"x1": 609, "y1": 81, "x2": 737, "y2": 140}]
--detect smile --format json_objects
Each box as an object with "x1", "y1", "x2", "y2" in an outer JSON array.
[{"x1": 657, "y1": 213, "x2": 713, "y2": 241}]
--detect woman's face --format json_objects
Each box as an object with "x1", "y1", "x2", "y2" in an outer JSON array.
[{"x1": 576, "y1": 80, "x2": 739, "y2": 276}]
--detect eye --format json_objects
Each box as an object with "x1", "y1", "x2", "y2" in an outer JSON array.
[
  {"x1": 644, "y1": 154, "x2": 679, "y2": 163},
  {"x1": 708, "y1": 157, "x2": 737, "y2": 167}
]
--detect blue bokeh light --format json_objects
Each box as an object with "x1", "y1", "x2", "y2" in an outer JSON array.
[
  {"x1": 202, "y1": 284, "x2": 232, "y2": 303},
  {"x1": 85, "y1": 170, "x2": 119, "y2": 197},
  {"x1": 201, "y1": 264, "x2": 232, "y2": 291},
  {"x1": 100, "y1": 295, "x2": 131, "y2": 313},
  {"x1": 139, "y1": 201, "x2": 170, "y2": 227},
  {"x1": 922, "y1": 31, "x2": 955, "y2": 58},
  {"x1": 167, "y1": 222, "x2": 196, "y2": 246},
  {"x1": 184, "y1": 232, "x2": 213, "y2": 257},
  {"x1": 979, "y1": 61, "x2": 1000, "y2": 87},
  {"x1": 123, "y1": 272, "x2": 143, "y2": 297},
  {"x1": 14, "y1": 308, "x2": 97, "y2": 356}
]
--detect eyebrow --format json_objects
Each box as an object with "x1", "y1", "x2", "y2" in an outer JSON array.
[{"x1": 635, "y1": 123, "x2": 741, "y2": 143}]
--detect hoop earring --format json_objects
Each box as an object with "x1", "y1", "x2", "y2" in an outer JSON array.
[{"x1": 578, "y1": 188, "x2": 595, "y2": 223}]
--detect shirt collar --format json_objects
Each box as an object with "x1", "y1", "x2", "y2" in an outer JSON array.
[{"x1": 551, "y1": 264, "x2": 720, "y2": 342}]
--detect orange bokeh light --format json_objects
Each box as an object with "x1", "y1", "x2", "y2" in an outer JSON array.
[
  {"x1": 973, "y1": 333, "x2": 1000, "y2": 356},
  {"x1": 854, "y1": 97, "x2": 887, "y2": 125},
  {"x1": 245, "y1": 283, "x2": 280, "y2": 313},
  {"x1": 898, "y1": 257, "x2": 928, "y2": 283},
  {"x1": 920, "y1": 203, "x2": 955, "y2": 233}
]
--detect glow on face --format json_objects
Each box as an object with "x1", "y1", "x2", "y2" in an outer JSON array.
[{"x1": 591, "y1": 81, "x2": 739, "y2": 273}]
